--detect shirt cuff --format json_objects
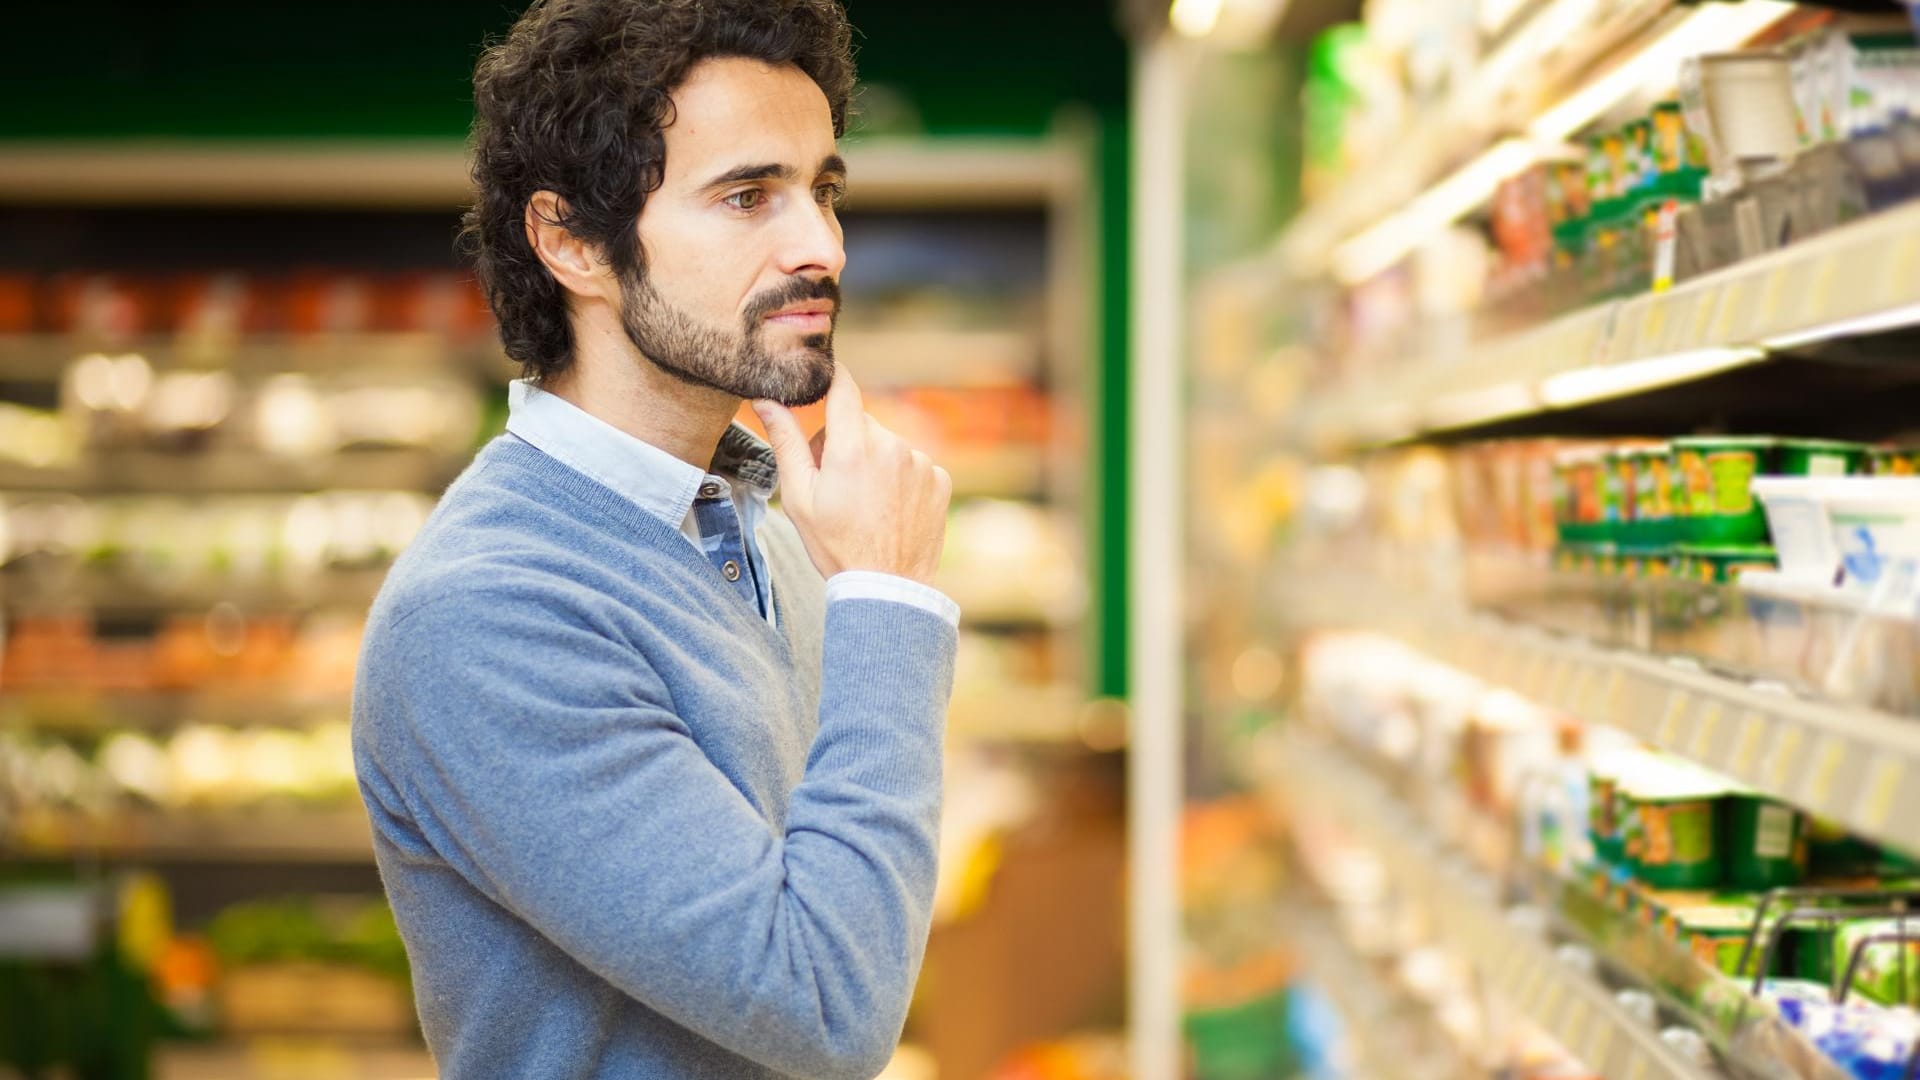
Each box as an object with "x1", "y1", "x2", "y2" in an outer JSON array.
[{"x1": 825, "y1": 570, "x2": 962, "y2": 630}]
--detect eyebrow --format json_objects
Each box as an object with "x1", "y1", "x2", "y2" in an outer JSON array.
[{"x1": 699, "y1": 154, "x2": 848, "y2": 191}]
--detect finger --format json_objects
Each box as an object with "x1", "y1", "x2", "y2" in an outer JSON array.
[
  {"x1": 822, "y1": 363, "x2": 868, "y2": 449},
  {"x1": 932, "y1": 464, "x2": 953, "y2": 505},
  {"x1": 752, "y1": 401, "x2": 817, "y2": 503},
  {"x1": 910, "y1": 448, "x2": 932, "y2": 473}
]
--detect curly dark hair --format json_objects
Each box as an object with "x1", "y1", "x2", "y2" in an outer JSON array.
[{"x1": 459, "y1": 0, "x2": 856, "y2": 380}]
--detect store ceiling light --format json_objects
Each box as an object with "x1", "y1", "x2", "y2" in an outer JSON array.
[
  {"x1": 1169, "y1": 0, "x2": 1225, "y2": 38},
  {"x1": 1537, "y1": 346, "x2": 1762, "y2": 408},
  {"x1": 1526, "y1": 1, "x2": 1797, "y2": 141},
  {"x1": 1331, "y1": 138, "x2": 1538, "y2": 285}
]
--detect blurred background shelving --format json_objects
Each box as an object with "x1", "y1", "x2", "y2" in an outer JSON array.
[{"x1": 0, "y1": 4, "x2": 1139, "y2": 1079}]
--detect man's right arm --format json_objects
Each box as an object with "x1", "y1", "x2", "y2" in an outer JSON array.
[{"x1": 361, "y1": 578, "x2": 955, "y2": 1080}]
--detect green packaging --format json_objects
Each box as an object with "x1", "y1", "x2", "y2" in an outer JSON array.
[
  {"x1": 1807, "y1": 817, "x2": 1879, "y2": 877},
  {"x1": 1673, "y1": 903, "x2": 1775, "y2": 976},
  {"x1": 1628, "y1": 443, "x2": 1678, "y2": 547},
  {"x1": 1622, "y1": 764, "x2": 1726, "y2": 889},
  {"x1": 1778, "y1": 439, "x2": 1869, "y2": 478},
  {"x1": 1790, "y1": 919, "x2": 1839, "y2": 986},
  {"x1": 1590, "y1": 769, "x2": 1626, "y2": 864},
  {"x1": 1834, "y1": 919, "x2": 1920, "y2": 1006},
  {"x1": 1722, "y1": 793, "x2": 1807, "y2": 889},
  {"x1": 1673, "y1": 437, "x2": 1778, "y2": 544}
]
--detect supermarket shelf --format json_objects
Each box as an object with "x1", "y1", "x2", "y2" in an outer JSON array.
[
  {"x1": 8, "y1": 807, "x2": 373, "y2": 864},
  {"x1": 1306, "y1": 198, "x2": 1920, "y2": 449},
  {"x1": 1280, "y1": 895, "x2": 1473, "y2": 1080},
  {"x1": 0, "y1": 136, "x2": 1077, "y2": 209},
  {"x1": 1280, "y1": 572, "x2": 1920, "y2": 859},
  {"x1": 1259, "y1": 727, "x2": 1721, "y2": 1080},
  {"x1": 3, "y1": 565, "x2": 391, "y2": 614},
  {"x1": 0, "y1": 333, "x2": 507, "y2": 379},
  {"x1": 0, "y1": 449, "x2": 462, "y2": 494},
  {"x1": 1278, "y1": 0, "x2": 1702, "y2": 279},
  {"x1": 3, "y1": 566, "x2": 391, "y2": 613},
  {"x1": 1, "y1": 690, "x2": 350, "y2": 731}
]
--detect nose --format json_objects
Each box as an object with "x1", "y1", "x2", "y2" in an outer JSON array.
[{"x1": 776, "y1": 194, "x2": 846, "y2": 280}]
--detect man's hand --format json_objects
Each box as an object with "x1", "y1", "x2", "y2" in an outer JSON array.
[{"x1": 753, "y1": 365, "x2": 951, "y2": 586}]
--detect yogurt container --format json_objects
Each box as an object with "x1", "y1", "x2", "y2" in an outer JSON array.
[
  {"x1": 1621, "y1": 758, "x2": 1728, "y2": 889},
  {"x1": 1779, "y1": 438, "x2": 1870, "y2": 478},
  {"x1": 1723, "y1": 791, "x2": 1808, "y2": 889},
  {"x1": 1674, "y1": 436, "x2": 1778, "y2": 544}
]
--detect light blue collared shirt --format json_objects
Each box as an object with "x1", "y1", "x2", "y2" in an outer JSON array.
[{"x1": 503, "y1": 380, "x2": 960, "y2": 630}]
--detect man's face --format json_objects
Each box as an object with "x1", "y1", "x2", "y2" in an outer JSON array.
[{"x1": 623, "y1": 57, "x2": 847, "y2": 407}]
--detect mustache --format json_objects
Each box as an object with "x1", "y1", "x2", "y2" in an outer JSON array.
[{"x1": 743, "y1": 276, "x2": 841, "y2": 324}]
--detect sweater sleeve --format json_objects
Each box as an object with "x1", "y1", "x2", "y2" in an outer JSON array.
[{"x1": 362, "y1": 580, "x2": 955, "y2": 1080}]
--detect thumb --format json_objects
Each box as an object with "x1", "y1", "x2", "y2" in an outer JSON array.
[{"x1": 752, "y1": 400, "x2": 816, "y2": 503}]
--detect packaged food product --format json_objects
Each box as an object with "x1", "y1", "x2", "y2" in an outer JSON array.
[
  {"x1": 1722, "y1": 792, "x2": 1807, "y2": 889},
  {"x1": 1652, "y1": 103, "x2": 1690, "y2": 175},
  {"x1": 1628, "y1": 442, "x2": 1677, "y2": 547},
  {"x1": 1674, "y1": 436, "x2": 1778, "y2": 544},
  {"x1": 1779, "y1": 439, "x2": 1871, "y2": 478},
  {"x1": 1834, "y1": 918, "x2": 1920, "y2": 1007},
  {"x1": 1672, "y1": 902, "x2": 1786, "y2": 977},
  {"x1": 1808, "y1": 817, "x2": 1882, "y2": 878},
  {"x1": 1870, "y1": 446, "x2": 1920, "y2": 477},
  {"x1": 1554, "y1": 447, "x2": 1609, "y2": 544},
  {"x1": 1621, "y1": 758, "x2": 1727, "y2": 889}
]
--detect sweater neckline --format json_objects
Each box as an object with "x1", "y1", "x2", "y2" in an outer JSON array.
[{"x1": 485, "y1": 436, "x2": 798, "y2": 660}]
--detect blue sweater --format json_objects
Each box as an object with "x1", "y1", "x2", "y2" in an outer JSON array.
[{"x1": 351, "y1": 436, "x2": 957, "y2": 1079}]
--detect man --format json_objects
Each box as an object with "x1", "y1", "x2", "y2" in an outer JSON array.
[{"x1": 350, "y1": 2, "x2": 958, "y2": 1077}]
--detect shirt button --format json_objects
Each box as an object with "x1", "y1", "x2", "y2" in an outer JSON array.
[
  {"x1": 698, "y1": 482, "x2": 722, "y2": 499},
  {"x1": 722, "y1": 560, "x2": 742, "y2": 582}
]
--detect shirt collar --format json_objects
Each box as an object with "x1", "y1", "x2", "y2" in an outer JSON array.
[{"x1": 504, "y1": 380, "x2": 778, "y2": 527}]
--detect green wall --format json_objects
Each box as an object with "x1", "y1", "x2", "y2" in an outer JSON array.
[{"x1": 1, "y1": 1, "x2": 1124, "y2": 139}]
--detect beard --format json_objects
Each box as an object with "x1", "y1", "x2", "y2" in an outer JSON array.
[{"x1": 619, "y1": 271, "x2": 839, "y2": 407}]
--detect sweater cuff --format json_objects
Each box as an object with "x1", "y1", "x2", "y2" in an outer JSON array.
[{"x1": 825, "y1": 570, "x2": 961, "y2": 629}]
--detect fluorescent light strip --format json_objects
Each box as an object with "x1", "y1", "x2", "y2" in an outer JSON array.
[
  {"x1": 1761, "y1": 301, "x2": 1920, "y2": 350},
  {"x1": 1425, "y1": 381, "x2": 1541, "y2": 430},
  {"x1": 1537, "y1": 346, "x2": 1762, "y2": 407},
  {"x1": 1467, "y1": 0, "x2": 1606, "y2": 114},
  {"x1": 1332, "y1": 138, "x2": 1538, "y2": 284}
]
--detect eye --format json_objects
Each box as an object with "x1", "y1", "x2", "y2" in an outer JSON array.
[
  {"x1": 815, "y1": 181, "x2": 847, "y2": 208},
  {"x1": 724, "y1": 188, "x2": 765, "y2": 212}
]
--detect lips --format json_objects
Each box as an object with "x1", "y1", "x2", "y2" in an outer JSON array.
[{"x1": 764, "y1": 303, "x2": 835, "y2": 331}]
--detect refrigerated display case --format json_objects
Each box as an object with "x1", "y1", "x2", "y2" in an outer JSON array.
[{"x1": 1164, "y1": 1, "x2": 1920, "y2": 1077}]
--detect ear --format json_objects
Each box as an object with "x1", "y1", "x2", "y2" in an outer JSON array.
[{"x1": 524, "y1": 191, "x2": 614, "y2": 301}]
